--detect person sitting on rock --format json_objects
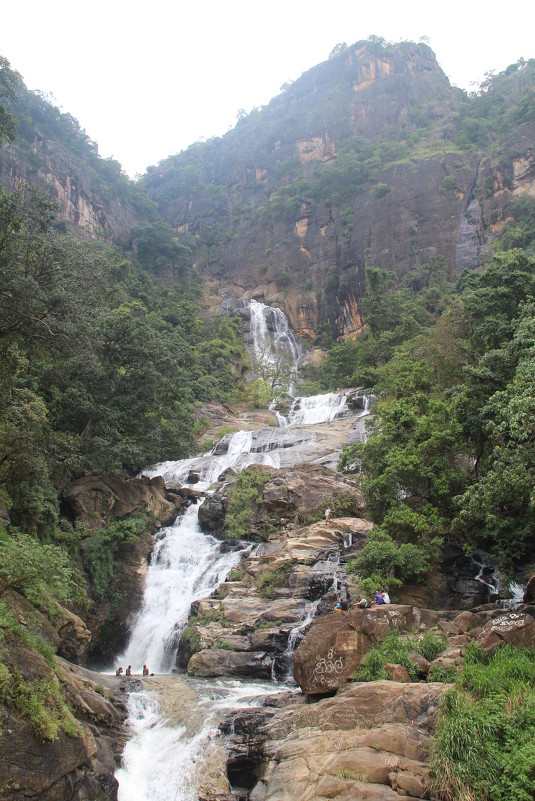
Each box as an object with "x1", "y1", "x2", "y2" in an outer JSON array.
[
  {"x1": 340, "y1": 597, "x2": 349, "y2": 611},
  {"x1": 125, "y1": 665, "x2": 132, "y2": 676},
  {"x1": 334, "y1": 598, "x2": 342, "y2": 611},
  {"x1": 357, "y1": 595, "x2": 368, "y2": 608},
  {"x1": 115, "y1": 667, "x2": 123, "y2": 676},
  {"x1": 373, "y1": 591, "x2": 384, "y2": 605},
  {"x1": 382, "y1": 591, "x2": 391, "y2": 604}
]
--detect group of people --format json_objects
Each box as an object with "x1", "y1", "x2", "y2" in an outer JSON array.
[
  {"x1": 356, "y1": 590, "x2": 391, "y2": 608},
  {"x1": 115, "y1": 664, "x2": 151, "y2": 677},
  {"x1": 334, "y1": 588, "x2": 392, "y2": 612}
]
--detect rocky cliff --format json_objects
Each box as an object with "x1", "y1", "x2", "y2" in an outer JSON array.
[{"x1": 143, "y1": 41, "x2": 535, "y2": 339}]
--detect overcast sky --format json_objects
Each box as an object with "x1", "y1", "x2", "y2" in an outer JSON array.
[{"x1": 2, "y1": 1, "x2": 533, "y2": 177}]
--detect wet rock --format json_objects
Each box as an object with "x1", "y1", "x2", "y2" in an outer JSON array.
[{"x1": 188, "y1": 649, "x2": 273, "y2": 679}]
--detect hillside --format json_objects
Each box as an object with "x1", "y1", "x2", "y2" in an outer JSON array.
[{"x1": 141, "y1": 39, "x2": 535, "y2": 339}]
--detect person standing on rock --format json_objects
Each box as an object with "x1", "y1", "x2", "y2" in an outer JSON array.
[{"x1": 324, "y1": 507, "x2": 332, "y2": 523}]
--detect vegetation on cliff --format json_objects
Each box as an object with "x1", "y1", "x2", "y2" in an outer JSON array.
[{"x1": 339, "y1": 248, "x2": 535, "y2": 587}]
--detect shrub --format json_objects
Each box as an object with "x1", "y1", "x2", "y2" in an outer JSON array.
[
  {"x1": 225, "y1": 469, "x2": 271, "y2": 539},
  {"x1": 179, "y1": 626, "x2": 201, "y2": 655},
  {"x1": 354, "y1": 632, "x2": 419, "y2": 682},
  {"x1": 256, "y1": 561, "x2": 293, "y2": 598},
  {"x1": 416, "y1": 630, "x2": 447, "y2": 662}
]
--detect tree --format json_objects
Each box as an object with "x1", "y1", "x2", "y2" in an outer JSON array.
[
  {"x1": 0, "y1": 529, "x2": 73, "y2": 605},
  {"x1": 0, "y1": 56, "x2": 18, "y2": 143}
]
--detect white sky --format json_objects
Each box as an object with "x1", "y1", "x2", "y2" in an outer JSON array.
[{"x1": 2, "y1": 1, "x2": 533, "y2": 178}]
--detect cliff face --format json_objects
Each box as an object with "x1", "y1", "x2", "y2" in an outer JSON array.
[
  {"x1": 143, "y1": 41, "x2": 535, "y2": 339},
  {"x1": 0, "y1": 84, "x2": 145, "y2": 241}
]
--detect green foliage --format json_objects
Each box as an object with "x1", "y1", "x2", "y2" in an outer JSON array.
[
  {"x1": 0, "y1": 529, "x2": 73, "y2": 606},
  {"x1": 179, "y1": 626, "x2": 201, "y2": 655},
  {"x1": 0, "y1": 57, "x2": 18, "y2": 143},
  {"x1": 212, "y1": 639, "x2": 233, "y2": 650},
  {"x1": 430, "y1": 645, "x2": 535, "y2": 801},
  {"x1": 256, "y1": 561, "x2": 293, "y2": 598},
  {"x1": 354, "y1": 632, "x2": 419, "y2": 682},
  {"x1": 82, "y1": 516, "x2": 146, "y2": 601},
  {"x1": 225, "y1": 469, "x2": 271, "y2": 539},
  {"x1": 427, "y1": 664, "x2": 458, "y2": 683},
  {"x1": 0, "y1": 604, "x2": 79, "y2": 741},
  {"x1": 413, "y1": 630, "x2": 447, "y2": 662},
  {"x1": 348, "y1": 529, "x2": 442, "y2": 589},
  {"x1": 0, "y1": 665, "x2": 79, "y2": 740},
  {"x1": 0, "y1": 182, "x2": 246, "y2": 537}
]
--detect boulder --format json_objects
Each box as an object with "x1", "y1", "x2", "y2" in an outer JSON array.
[
  {"x1": 55, "y1": 605, "x2": 92, "y2": 662},
  {"x1": 293, "y1": 606, "x2": 416, "y2": 695},
  {"x1": 62, "y1": 473, "x2": 176, "y2": 529},
  {"x1": 524, "y1": 575, "x2": 535, "y2": 603},
  {"x1": 477, "y1": 611, "x2": 535, "y2": 653},
  {"x1": 247, "y1": 684, "x2": 446, "y2": 801},
  {"x1": 187, "y1": 649, "x2": 273, "y2": 679}
]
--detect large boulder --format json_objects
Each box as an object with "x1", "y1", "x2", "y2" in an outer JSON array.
[
  {"x1": 242, "y1": 682, "x2": 446, "y2": 801},
  {"x1": 62, "y1": 473, "x2": 176, "y2": 530},
  {"x1": 476, "y1": 610, "x2": 535, "y2": 653},
  {"x1": 293, "y1": 606, "x2": 417, "y2": 695},
  {"x1": 187, "y1": 649, "x2": 273, "y2": 679}
]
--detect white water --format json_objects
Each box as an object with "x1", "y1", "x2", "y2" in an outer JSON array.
[
  {"x1": 248, "y1": 298, "x2": 302, "y2": 367},
  {"x1": 285, "y1": 390, "x2": 351, "y2": 426},
  {"x1": 116, "y1": 301, "x2": 373, "y2": 799},
  {"x1": 119, "y1": 503, "x2": 246, "y2": 673},
  {"x1": 116, "y1": 691, "x2": 213, "y2": 801}
]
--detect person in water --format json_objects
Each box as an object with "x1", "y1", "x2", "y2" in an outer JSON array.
[
  {"x1": 143, "y1": 664, "x2": 150, "y2": 676},
  {"x1": 125, "y1": 665, "x2": 132, "y2": 676},
  {"x1": 115, "y1": 667, "x2": 123, "y2": 676}
]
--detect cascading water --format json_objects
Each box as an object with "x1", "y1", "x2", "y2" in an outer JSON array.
[
  {"x1": 114, "y1": 300, "x2": 374, "y2": 799},
  {"x1": 119, "y1": 503, "x2": 247, "y2": 673}
]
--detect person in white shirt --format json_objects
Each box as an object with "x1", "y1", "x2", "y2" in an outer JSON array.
[{"x1": 382, "y1": 591, "x2": 391, "y2": 604}]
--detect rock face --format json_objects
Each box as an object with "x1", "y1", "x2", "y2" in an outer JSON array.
[
  {"x1": 62, "y1": 473, "x2": 177, "y2": 529},
  {"x1": 221, "y1": 681, "x2": 446, "y2": 801},
  {"x1": 143, "y1": 40, "x2": 535, "y2": 341},
  {"x1": 199, "y1": 461, "x2": 364, "y2": 536},
  {"x1": 0, "y1": 647, "x2": 127, "y2": 801},
  {"x1": 292, "y1": 606, "x2": 438, "y2": 695}
]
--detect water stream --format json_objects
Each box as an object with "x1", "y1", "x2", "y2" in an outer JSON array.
[{"x1": 114, "y1": 300, "x2": 372, "y2": 799}]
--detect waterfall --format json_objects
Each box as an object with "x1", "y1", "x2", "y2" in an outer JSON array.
[
  {"x1": 114, "y1": 300, "x2": 375, "y2": 799},
  {"x1": 248, "y1": 299, "x2": 302, "y2": 366},
  {"x1": 285, "y1": 390, "x2": 351, "y2": 426},
  {"x1": 279, "y1": 599, "x2": 321, "y2": 682},
  {"x1": 119, "y1": 503, "x2": 247, "y2": 673}
]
